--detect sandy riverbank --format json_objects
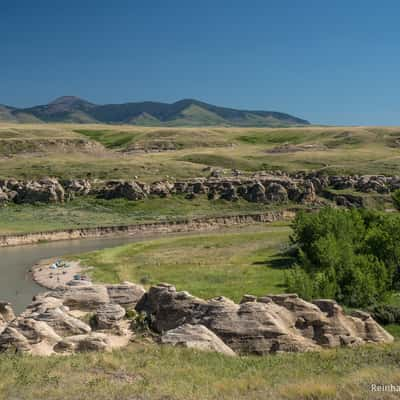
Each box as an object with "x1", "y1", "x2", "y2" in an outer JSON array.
[{"x1": 32, "y1": 258, "x2": 87, "y2": 289}]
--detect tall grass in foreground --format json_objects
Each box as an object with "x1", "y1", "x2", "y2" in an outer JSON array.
[{"x1": 0, "y1": 342, "x2": 399, "y2": 399}]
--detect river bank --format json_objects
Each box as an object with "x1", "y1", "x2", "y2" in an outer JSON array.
[
  {"x1": 0, "y1": 210, "x2": 295, "y2": 247},
  {"x1": 0, "y1": 234, "x2": 178, "y2": 313},
  {"x1": 31, "y1": 258, "x2": 85, "y2": 290}
]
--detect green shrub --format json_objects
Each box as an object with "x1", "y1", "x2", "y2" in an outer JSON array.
[
  {"x1": 128, "y1": 310, "x2": 151, "y2": 332},
  {"x1": 368, "y1": 304, "x2": 400, "y2": 325},
  {"x1": 125, "y1": 309, "x2": 137, "y2": 320},
  {"x1": 289, "y1": 207, "x2": 400, "y2": 307},
  {"x1": 392, "y1": 189, "x2": 400, "y2": 210},
  {"x1": 285, "y1": 265, "x2": 314, "y2": 300}
]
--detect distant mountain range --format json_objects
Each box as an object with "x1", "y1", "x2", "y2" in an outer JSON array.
[{"x1": 0, "y1": 96, "x2": 310, "y2": 126}]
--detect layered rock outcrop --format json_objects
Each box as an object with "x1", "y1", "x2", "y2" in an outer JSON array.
[
  {"x1": 137, "y1": 284, "x2": 393, "y2": 355},
  {"x1": 1, "y1": 172, "x2": 398, "y2": 206},
  {"x1": 161, "y1": 323, "x2": 236, "y2": 356},
  {"x1": 0, "y1": 282, "x2": 393, "y2": 356},
  {"x1": 0, "y1": 282, "x2": 145, "y2": 355}
]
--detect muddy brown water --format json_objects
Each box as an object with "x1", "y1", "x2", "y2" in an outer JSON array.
[{"x1": 0, "y1": 233, "x2": 181, "y2": 314}]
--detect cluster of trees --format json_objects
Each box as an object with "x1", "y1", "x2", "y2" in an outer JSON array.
[{"x1": 286, "y1": 207, "x2": 400, "y2": 307}]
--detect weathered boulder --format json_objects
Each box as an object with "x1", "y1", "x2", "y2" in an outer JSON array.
[
  {"x1": 13, "y1": 179, "x2": 65, "y2": 204},
  {"x1": 99, "y1": 181, "x2": 148, "y2": 201},
  {"x1": 48, "y1": 285, "x2": 110, "y2": 311},
  {"x1": 244, "y1": 182, "x2": 266, "y2": 202},
  {"x1": 62, "y1": 179, "x2": 92, "y2": 199},
  {"x1": 0, "y1": 302, "x2": 15, "y2": 334},
  {"x1": 265, "y1": 183, "x2": 288, "y2": 202},
  {"x1": 190, "y1": 181, "x2": 208, "y2": 194},
  {"x1": 106, "y1": 282, "x2": 146, "y2": 309},
  {"x1": 30, "y1": 298, "x2": 92, "y2": 336},
  {"x1": 55, "y1": 332, "x2": 113, "y2": 353},
  {"x1": 161, "y1": 324, "x2": 236, "y2": 356},
  {"x1": 94, "y1": 303, "x2": 126, "y2": 330},
  {"x1": 0, "y1": 302, "x2": 15, "y2": 324},
  {"x1": 136, "y1": 283, "x2": 208, "y2": 332},
  {"x1": 219, "y1": 182, "x2": 238, "y2": 201},
  {"x1": 173, "y1": 181, "x2": 188, "y2": 194},
  {"x1": 0, "y1": 318, "x2": 62, "y2": 355},
  {"x1": 0, "y1": 296, "x2": 91, "y2": 354},
  {"x1": 300, "y1": 181, "x2": 316, "y2": 203},
  {"x1": 0, "y1": 325, "x2": 32, "y2": 353},
  {"x1": 150, "y1": 181, "x2": 172, "y2": 198},
  {"x1": 287, "y1": 183, "x2": 302, "y2": 202}
]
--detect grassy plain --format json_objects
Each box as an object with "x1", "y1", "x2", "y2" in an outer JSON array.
[
  {"x1": 1, "y1": 341, "x2": 399, "y2": 400},
  {"x1": 75, "y1": 224, "x2": 291, "y2": 301},
  {"x1": 0, "y1": 124, "x2": 400, "y2": 180}
]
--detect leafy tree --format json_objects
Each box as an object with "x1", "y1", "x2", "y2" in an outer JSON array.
[{"x1": 287, "y1": 207, "x2": 397, "y2": 307}]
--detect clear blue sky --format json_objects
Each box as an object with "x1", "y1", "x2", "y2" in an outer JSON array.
[{"x1": 1, "y1": 0, "x2": 400, "y2": 125}]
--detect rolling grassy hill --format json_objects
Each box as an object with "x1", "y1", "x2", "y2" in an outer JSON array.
[
  {"x1": 0, "y1": 97, "x2": 310, "y2": 127},
  {"x1": 0, "y1": 124, "x2": 399, "y2": 181}
]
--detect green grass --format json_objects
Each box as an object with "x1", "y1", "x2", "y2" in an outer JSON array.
[
  {"x1": 0, "y1": 340, "x2": 400, "y2": 399},
  {"x1": 75, "y1": 127, "x2": 231, "y2": 151},
  {"x1": 0, "y1": 196, "x2": 292, "y2": 235},
  {"x1": 75, "y1": 224, "x2": 291, "y2": 301},
  {"x1": 2, "y1": 124, "x2": 400, "y2": 180},
  {"x1": 238, "y1": 129, "x2": 313, "y2": 145},
  {"x1": 384, "y1": 324, "x2": 400, "y2": 338},
  {"x1": 74, "y1": 129, "x2": 138, "y2": 149},
  {"x1": 179, "y1": 153, "x2": 261, "y2": 170}
]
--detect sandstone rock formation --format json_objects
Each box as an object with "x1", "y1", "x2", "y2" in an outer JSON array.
[
  {"x1": 1, "y1": 172, "x2": 398, "y2": 207},
  {"x1": 161, "y1": 323, "x2": 236, "y2": 356},
  {"x1": 137, "y1": 284, "x2": 393, "y2": 355},
  {"x1": 106, "y1": 282, "x2": 146, "y2": 309},
  {"x1": 0, "y1": 281, "x2": 145, "y2": 355},
  {"x1": 0, "y1": 281, "x2": 393, "y2": 356},
  {"x1": 94, "y1": 303, "x2": 126, "y2": 330}
]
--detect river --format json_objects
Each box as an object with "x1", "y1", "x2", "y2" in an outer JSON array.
[{"x1": 0, "y1": 234, "x2": 170, "y2": 314}]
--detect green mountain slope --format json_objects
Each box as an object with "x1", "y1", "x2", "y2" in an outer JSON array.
[
  {"x1": 1, "y1": 97, "x2": 310, "y2": 126},
  {"x1": 0, "y1": 105, "x2": 18, "y2": 122}
]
